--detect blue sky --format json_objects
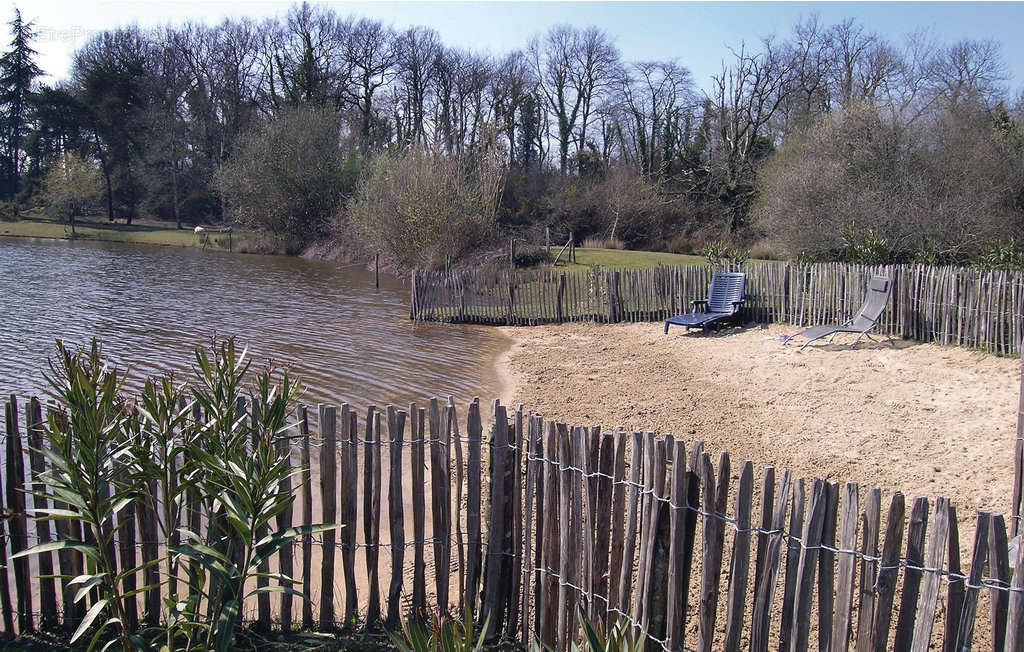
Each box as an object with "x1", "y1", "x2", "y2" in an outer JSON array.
[{"x1": 9, "y1": 1, "x2": 1024, "y2": 95}]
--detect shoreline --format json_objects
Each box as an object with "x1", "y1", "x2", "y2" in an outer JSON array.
[{"x1": 495, "y1": 332, "x2": 520, "y2": 411}]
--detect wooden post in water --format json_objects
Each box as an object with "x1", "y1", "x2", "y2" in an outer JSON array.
[{"x1": 375, "y1": 253, "x2": 380, "y2": 289}]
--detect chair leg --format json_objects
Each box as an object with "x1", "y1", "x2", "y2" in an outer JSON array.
[
  {"x1": 664, "y1": 321, "x2": 669, "y2": 334},
  {"x1": 799, "y1": 331, "x2": 833, "y2": 351}
]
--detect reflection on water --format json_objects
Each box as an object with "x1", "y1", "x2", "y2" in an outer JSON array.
[{"x1": 0, "y1": 237, "x2": 509, "y2": 412}]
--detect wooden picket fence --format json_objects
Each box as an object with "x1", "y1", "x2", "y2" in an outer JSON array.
[
  {"x1": 2, "y1": 393, "x2": 1024, "y2": 650},
  {"x1": 411, "y1": 262, "x2": 1024, "y2": 354}
]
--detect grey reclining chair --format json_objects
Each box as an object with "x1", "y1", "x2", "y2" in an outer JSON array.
[
  {"x1": 787, "y1": 275, "x2": 893, "y2": 351},
  {"x1": 664, "y1": 272, "x2": 746, "y2": 334}
]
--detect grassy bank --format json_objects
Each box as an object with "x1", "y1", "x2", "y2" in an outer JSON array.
[
  {"x1": 0, "y1": 212, "x2": 249, "y2": 252},
  {"x1": 562, "y1": 247, "x2": 705, "y2": 269},
  {"x1": 549, "y1": 247, "x2": 773, "y2": 270}
]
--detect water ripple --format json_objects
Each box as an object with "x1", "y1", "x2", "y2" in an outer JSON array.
[{"x1": 0, "y1": 238, "x2": 509, "y2": 413}]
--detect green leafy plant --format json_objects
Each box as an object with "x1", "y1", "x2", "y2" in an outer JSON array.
[
  {"x1": 171, "y1": 340, "x2": 339, "y2": 651},
  {"x1": 840, "y1": 226, "x2": 893, "y2": 265},
  {"x1": 16, "y1": 338, "x2": 341, "y2": 652},
  {"x1": 392, "y1": 605, "x2": 490, "y2": 652},
  {"x1": 16, "y1": 341, "x2": 146, "y2": 650},
  {"x1": 577, "y1": 607, "x2": 647, "y2": 652},
  {"x1": 704, "y1": 241, "x2": 749, "y2": 267},
  {"x1": 973, "y1": 238, "x2": 1024, "y2": 271}
]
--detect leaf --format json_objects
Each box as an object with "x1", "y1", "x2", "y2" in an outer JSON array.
[
  {"x1": 70, "y1": 598, "x2": 108, "y2": 644},
  {"x1": 68, "y1": 573, "x2": 104, "y2": 586},
  {"x1": 121, "y1": 583, "x2": 163, "y2": 600},
  {"x1": 243, "y1": 585, "x2": 305, "y2": 600},
  {"x1": 114, "y1": 556, "x2": 163, "y2": 584},
  {"x1": 33, "y1": 507, "x2": 87, "y2": 520},
  {"x1": 579, "y1": 605, "x2": 605, "y2": 652},
  {"x1": 214, "y1": 600, "x2": 240, "y2": 652},
  {"x1": 74, "y1": 576, "x2": 106, "y2": 603},
  {"x1": 13, "y1": 539, "x2": 102, "y2": 564},
  {"x1": 253, "y1": 523, "x2": 342, "y2": 565}
]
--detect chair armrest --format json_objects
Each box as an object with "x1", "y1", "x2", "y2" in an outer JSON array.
[{"x1": 691, "y1": 299, "x2": 708, "y2": 308}]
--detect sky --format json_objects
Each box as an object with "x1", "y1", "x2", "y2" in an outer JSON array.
[{"x1": 7, "y1": 1, "x2": 1024, "y2": 96}]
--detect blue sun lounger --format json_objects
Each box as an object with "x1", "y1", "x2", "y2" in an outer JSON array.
[{"x1": 664, "y1": 272, "x2": 746, "y2": 334}]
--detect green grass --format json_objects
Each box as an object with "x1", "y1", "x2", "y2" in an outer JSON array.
[
  {"x1": 0, "y1": 212, "x2": 249, "y2": 252},
  {"x1": 548, "y1": 247, "x2": 711, "y2": 270},
  {"x1": 540, "y1": 247, "x2": 777, "y2": 271}
]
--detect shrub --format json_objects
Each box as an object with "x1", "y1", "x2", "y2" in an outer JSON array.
[
  {"x1": 41, "y1": 153, "x2": 103, "y2": 231},
  {"x1": 704, "y1": 241, "x2": 749, "y2": 267},
  {"x1": 582, "y1": 235, "x2": 625, "y2": 250},
  {"x1": 973, "y1": 238, "x2": 1024, "y2": 271},
  {"x1": 342, "y1": 146, "x2": 505, "y2": 270},
  {"x1": 513, "y1": 245, "x2": 551, "y2": 268},
  {"x1": 747, "y1": 240, "x2": 784, "y2": 261},
  {"x1": 755, "y1": 100, "x2": 1024, "y2": 263},
  {"x1": 17, "y1": 339, "x2": 339, "y2": 651},
  {"x1": 840, "y1": 226, "x2": 894, "y2": 265},
  {"x1": 216, "y1": 107, "x2": 358, "y2": 251},
  {"x1": 663, "y1": 234, "x2": 697, "y2": 255}
]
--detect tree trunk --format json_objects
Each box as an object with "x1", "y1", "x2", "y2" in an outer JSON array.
[{"x1": 172, "y1": 162, "x2": 181, "y2": 229}]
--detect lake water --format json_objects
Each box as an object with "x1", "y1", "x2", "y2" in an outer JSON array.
[{"x1": 0, "y1": 237, "x2": 510, "y2": 412}]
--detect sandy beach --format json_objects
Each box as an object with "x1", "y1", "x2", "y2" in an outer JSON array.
[{"x1": 497, "y1": 321, "x2": 1020, "y2": 520}]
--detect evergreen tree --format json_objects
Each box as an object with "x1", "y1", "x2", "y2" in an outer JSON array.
[{"x1": 0, "y1": 7, "x2": 41, "y2": 203}]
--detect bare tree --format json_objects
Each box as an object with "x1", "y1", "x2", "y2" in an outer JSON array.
[
  {"x1": 395, "y1": 25, "x2": 441, "y2": 145},
  {"x1": 489, "y1": 50, "x2": 534, "y2": 165},
  {"x1": 615, "y1": 60, "x2": 694, "y2": 178},
  {"x1": 266, "y1": 2, "x2": 351, "y2": 107},
  {"x1": 710, "y1": 39, "x2": 799, "y2": 231},
  {"x1": 926, "y1": 38, "x2": 1008, "y2": 111},
  {"x1": 341, "y1": 17, "x2": 399, "y2": 147},
  {"x1": 528, "y1": 25, "x2": 578, "y2": 172},
  {"x1": 571, "y1": 26, "x2": 620, "y2": 156},
  {"x1": 825, "y1": 19, "x2": 902, "y2": 109}
]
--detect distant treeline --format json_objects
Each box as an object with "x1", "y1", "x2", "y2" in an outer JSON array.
[{"x1": 1, "y1": 3, "x2": 1023, "y2": 267}]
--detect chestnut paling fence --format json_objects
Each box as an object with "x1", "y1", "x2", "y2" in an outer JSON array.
[
  {"x1": 411, "y1": 262, "x2": 1024, "y2": 355},
  {"x1": 2, "y1": 392, "x2": 1024, "y2": 650}
]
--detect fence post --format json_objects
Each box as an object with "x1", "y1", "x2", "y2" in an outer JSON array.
[
  {"x1": 386, "y1": 407, "x2": 407, "y2": 627},
  {"x1": 507, "y1": 273, "x2": 516, "y2": 325},
  {"x1": 410, "y1": 270, "x2": 418, "y2": 320},
  {"x1": 4, "y1": 398, "x2": 29, "y2": 633},
  {"x1": 607, "y1": 271, "x2": 619, "y2": 323},
  {"x1": 1013, "y1": 345, "x2": 1024, "y2": 537},
  {"x1": 556, "y1": 274, "x2": 566, "y2": 322},
  {"x1": 318, "y1": 405, "x2": 337, "y2": 630}
]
